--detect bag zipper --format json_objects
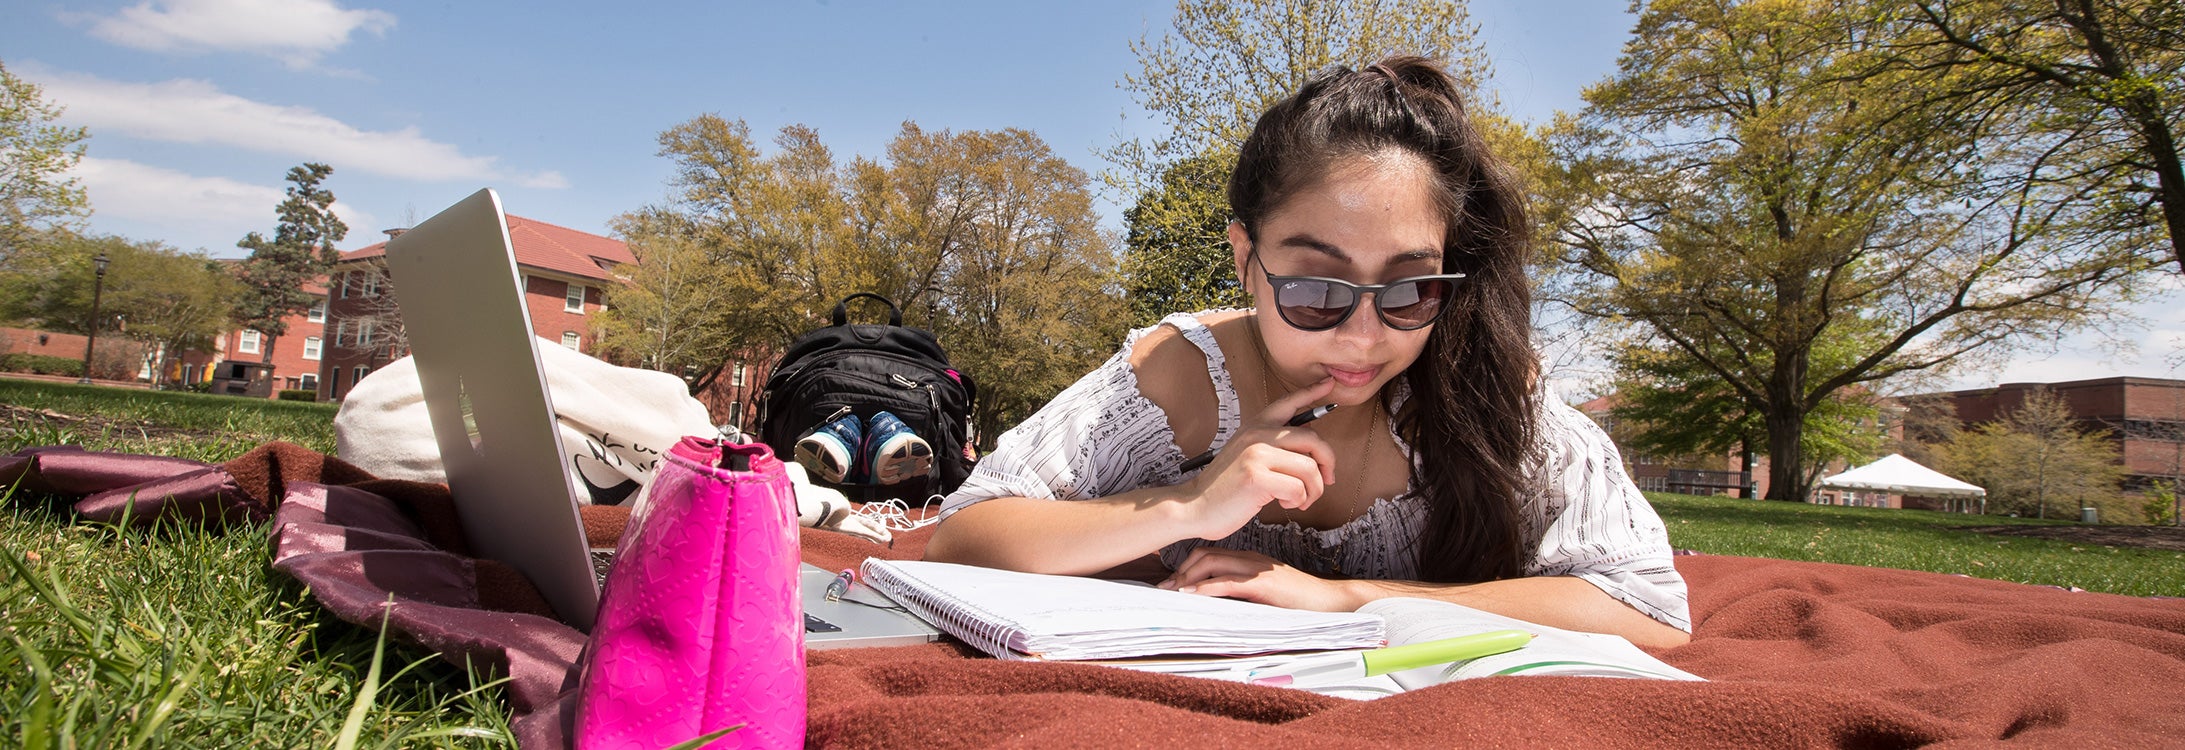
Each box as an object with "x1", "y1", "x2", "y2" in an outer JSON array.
[{"x1": 891, "y1": 374, "x2": 945, "y2": 481}]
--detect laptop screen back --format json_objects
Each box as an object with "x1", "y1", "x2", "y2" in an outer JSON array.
[{"x1": 385, "y1": 188, "x2": 600, "y2": 630}]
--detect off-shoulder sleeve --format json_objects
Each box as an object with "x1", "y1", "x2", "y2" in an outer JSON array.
[
  {"x1": 1523, "y1": 400, "x2": 1693, "y2": 632},
  {"x1": 937, "y1": 345, "x2": 1185, "y2": 519}
]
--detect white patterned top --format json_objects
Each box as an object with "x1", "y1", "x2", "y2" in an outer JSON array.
[{"x1": 939, "y1": 311, "x2": 1691, "y2": 631}]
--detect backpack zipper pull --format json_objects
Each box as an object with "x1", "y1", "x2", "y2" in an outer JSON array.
[
  {"x1": 923, "y1": 382, "x2": 942, "y2": 480},
  {"x1": 821, "y1": 405, "x2": 852, "y2": 424},
  {"x1": 889, "y1": 373, "x2": 918, "y2": 389}
]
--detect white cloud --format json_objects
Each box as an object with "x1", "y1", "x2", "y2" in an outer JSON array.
[
  {"x1": 73, "y1": 156, "x2": 376, "y2": 250},
  {"x1": 34, "y1": 70, "x2": 566, "y2": 188},
  {"x1": 75, "y1": 0, "x2": 395, "y2": 68}
]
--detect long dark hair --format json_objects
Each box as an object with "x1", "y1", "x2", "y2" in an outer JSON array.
[{"x1": 1228, "y1": 56, "x2": 1537, "y2": 584}]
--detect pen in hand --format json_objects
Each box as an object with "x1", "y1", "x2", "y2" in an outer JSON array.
[{"x1": 1178, "y1": 403, "x2": 1338, "y2": 473}]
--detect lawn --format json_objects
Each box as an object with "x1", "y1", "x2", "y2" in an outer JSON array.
[
  {"x1": 1, "y1": 378, "x2": 510, "y2": 747},
  {"x1": 3, "y1": 378, "x2": 2181, "y2": 747},
  {"x1": 1652, "y1": 492, "x2": 2185, "y2": 597}
]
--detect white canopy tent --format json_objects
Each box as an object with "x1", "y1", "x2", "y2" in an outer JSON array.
[{"x1": 1818, "y1": 454, "x2": 1986, "y2": 511}]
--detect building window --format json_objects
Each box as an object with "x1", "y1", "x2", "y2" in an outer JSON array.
[
  {"x1": 302, "y1": 336, "x2": 323, "y2": 361},
  {"x1": 300, "y1": 373, "x2": 318, "y2": 391},
  {"x1": 729, "y1": 401, "x2": 744, "y2": 427},
  {"x1": 238, "y1": 330, "x2": 261, "y2": 354},
  {"x1": 337, "y1": 271, "x2": 349, "y2": 299},
  {"x1": 307, "y1": 299, "x2": 326, "y2": 323},
  {"x1": 565, "y1": 283, "x2": 586, "y2": 313},
  {"x1": 731, "y1": 363, "x2": 746, "y2": 387},
  {"x1": 561, "y1": 331, "x2": 581, "y2": 350},
  {"x1": 358, "y1": 320, "x2": 375, "y2": 346},
  {"x1": 355, "y1": 365, "x2": 372, "y2": 384},
  {"x1": 361, "y1": 272, "x2": 381, "y2": 297}
]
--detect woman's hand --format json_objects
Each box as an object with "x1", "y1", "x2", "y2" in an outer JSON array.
[
  {"x1": 1157, "y1": 546, "x2": 1366, "y2": 612},
  {"x1": 1181, "y1": 377, "x2": 1340, "y2": 540}
]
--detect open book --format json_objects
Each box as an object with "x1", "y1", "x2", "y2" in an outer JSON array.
[
  {"x1": 858, "y1": 559, "x2": 1386, "y2": 660},
  {"x1": 1114, "y1": 596, "x2": 1703, "y2": 698}
]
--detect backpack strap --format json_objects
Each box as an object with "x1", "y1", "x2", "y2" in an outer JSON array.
[{"x1": 832, "y1": 293, "x2": 902, "y2": 326}]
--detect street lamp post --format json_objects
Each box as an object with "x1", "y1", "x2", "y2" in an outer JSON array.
[{"x1": 78, "y1": 252, "x2": 110, "y2": 385}]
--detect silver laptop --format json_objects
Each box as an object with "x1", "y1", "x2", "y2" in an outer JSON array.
[{"x1": 387, "y1": 188, "x2": 939, "y2": 648}]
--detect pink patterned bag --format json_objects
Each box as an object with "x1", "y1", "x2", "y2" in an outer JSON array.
[{"x1": 575, "y1": 437, "x2": 805, "y2": 749}]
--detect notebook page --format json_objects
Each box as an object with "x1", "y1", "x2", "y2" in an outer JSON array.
[
  {"x1": 1363, "y1": 597, "x2": 1703, "y2": 688},
  {"x1": 861, "y1": 559, "x2": 1385, "y2": 661}
]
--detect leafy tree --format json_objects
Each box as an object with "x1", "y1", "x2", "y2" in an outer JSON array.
[
  {"x1": 1610, "y1": 336, "x2": 1888, "y2": 497},
  {"x1": 2143, "y1": 482, "x2": 2177, "y2": 527},
  {"x1": 234, "y1": 163, "x2": 348, "y2": 365},
  {"x1": 1894, "y1": 393, "x2": 1963, "y2": 470},
  {"x1": 1121, "y1": 153, "x2": 1237, "y2": 327},
  {"x1": 1110, "y1": 0, "x2": 1494, "y2": 186},
  {"x1": 917, "y1": 128, "x2": 1123, "y2": 447},
  {"x1": 0, "y1": 60, "x2": 90, "y2": 268},
  {"x1": 1539, "y1": 0, "x2": 2164, "y2": 500},
  {"x1": 0, "y1": 231, "x2": 237, "y2": 384},
  {"x1": 1938, "y1": 388, "x2": 2127, "y2": 520},
  {"x1": 641, "y1": 115, "x2": 823, "y2": 387},
  {"x1": 592, "y1": 208, "x2": 741, "y2": 383},
  {"x1": 1109, "y1": 0, "x2": 1508, "y2": 326},
  {"x1": 0, "y1": 230, "x2": 113, "y2": 331},
  {"x1": 108, "y1": 246, "x2": 242, "y2": 386},
  {"x1": 1885, "y1": 0, "x2": 2185, "y2": 274},
  {"x1": 623, "y1": 116, "x2": 1125, "y2": 442}
]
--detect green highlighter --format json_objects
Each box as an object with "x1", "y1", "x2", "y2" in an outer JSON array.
[{"x1": 1248, "y1": 628, "x2": 1534, "y2": 686}]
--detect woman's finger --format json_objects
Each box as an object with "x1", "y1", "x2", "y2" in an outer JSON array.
[{"x1": 1259, "y1": 427, "x2": 1338, "y2": 488}]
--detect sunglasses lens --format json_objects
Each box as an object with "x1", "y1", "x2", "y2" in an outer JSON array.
[
  {"x1": 1378, "y1": 278, "x2": 1455, "y2": 329},
  {"x1": 1273, "y1": 279, "x2": 1353, "y2": 330}
]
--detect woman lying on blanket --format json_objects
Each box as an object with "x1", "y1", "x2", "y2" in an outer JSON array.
[{"x1": 926, "y1": 56, "x2": 1691, "y2": 648}]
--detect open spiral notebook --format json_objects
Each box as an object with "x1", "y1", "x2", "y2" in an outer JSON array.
[
  {"x1": 857, "y1": 559, "x2": 1387, "y2": 661},
  {"x1": 858, "y1": 558, "x2": 1701, "y2": 700}
]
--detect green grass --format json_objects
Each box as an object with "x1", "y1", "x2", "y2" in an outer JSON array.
[
  {"x1": 4, "y1": 379, "x2": 2183, "y2": 747},
  {"x1": 0, "y1": 378, "x2": 338, "y2": 460},
  {"x1": 1652, "y1": 492, "x2": 2185, "y2": 597},
  {"x1": 1, "y1": 379, "x2": 510, "y2": 747}
]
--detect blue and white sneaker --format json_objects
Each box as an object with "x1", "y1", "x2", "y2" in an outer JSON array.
[
  {"x1": 795, "y1": 412, "x2": 863, "y2": 485},
  {"x1": 863, "y1": 411, "x2": 933, "y2": 486}
]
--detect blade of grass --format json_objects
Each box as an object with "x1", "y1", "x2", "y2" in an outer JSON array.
[{"x1": 333, "y1": 599, "x2": 396, "y2": 750}]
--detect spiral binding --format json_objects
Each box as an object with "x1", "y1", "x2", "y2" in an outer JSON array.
[{"x1": 858, "y1": 560, "x2": 1036, "y2": 660}]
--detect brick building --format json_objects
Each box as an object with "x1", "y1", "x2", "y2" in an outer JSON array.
[
  {"x1": 695, "y1": 353, "x2": 775, "y2": 438},
  {"x1": 1, "y1": 327, "x2": 91, "y2": 363},
  {"x1": 319, "y1": 215, "x2": 638, "y2": 401},
  {"x1": 204, "y1": 277, "x2": 330, "y2": 395},
  {"x1": 1927, "y1": 376, "x2": 2185, "y2": 492},
  {"x1": 1576, "y1": 393, "x2": 1760, "y2": 498}
]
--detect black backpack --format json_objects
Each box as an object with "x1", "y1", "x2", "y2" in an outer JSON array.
[{"x1": 758, "y1": 293, "x2": 977, "y2": 501}]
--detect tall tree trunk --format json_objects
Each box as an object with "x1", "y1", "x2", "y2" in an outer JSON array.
[
  {"x1": 1765, "y1": 405, "x2": 1807, "y2": 501},
  {"x1": 261, "y1": 334, "x2": 277, "y2": 366}
]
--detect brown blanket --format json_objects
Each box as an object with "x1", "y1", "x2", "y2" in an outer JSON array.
[{"x1": 6, "y1": 442, "x2": 2183, "y2": 748}]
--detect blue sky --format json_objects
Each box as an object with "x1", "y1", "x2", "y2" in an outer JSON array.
[{"x1": 3, "y1": 0, "x2": 2176, "y2": 391}]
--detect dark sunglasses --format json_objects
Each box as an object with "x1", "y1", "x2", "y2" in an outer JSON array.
[{"x1": 1252, "y1": 253, "x2": 1465, "y2": 331}]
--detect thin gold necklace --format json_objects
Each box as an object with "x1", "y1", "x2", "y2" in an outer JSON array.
[{"x1": 1250, "y1": 317, "x2": 1379, "y2": 575}]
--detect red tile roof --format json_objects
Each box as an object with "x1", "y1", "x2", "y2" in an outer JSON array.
[{"x1": 339, "y1": 214, "x2": 630, "y2": 282}]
